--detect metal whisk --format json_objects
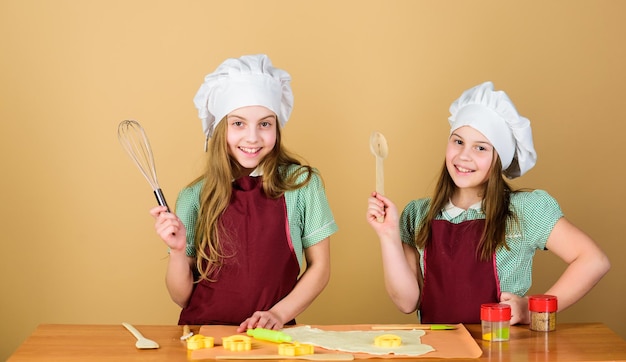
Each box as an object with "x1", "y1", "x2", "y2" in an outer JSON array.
[{"x1": 117, "y1": 120, "x2": 170, "y2": 211}]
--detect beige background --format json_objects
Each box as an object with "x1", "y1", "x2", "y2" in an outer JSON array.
[{"x1": 2, "y1": 0, "x2": 625, "y2": 359}]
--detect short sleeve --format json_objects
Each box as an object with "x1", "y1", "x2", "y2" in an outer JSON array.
[
  {"x1": 511, "y1": 190, "x2": 563, "y2": 250},
  {"x1": 174, "y1": 181, "x2": 203, "y2": 257},
  {"x1": 291, "y1": 167, "x2": 338, "y2": 247},
  {"x1": 283, "y1": 166, "x2": 337, "y2": 268},
  {"x1": 399, "y1": 198, "x2": 431, "y2": 247}
]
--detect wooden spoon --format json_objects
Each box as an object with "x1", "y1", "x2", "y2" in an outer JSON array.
[
  {"x1": 369, "y1": 131, "x2": 389, "y2": 222},
  {"x1": 122, "y1": 322, "x2": 160, "y2": 349}
]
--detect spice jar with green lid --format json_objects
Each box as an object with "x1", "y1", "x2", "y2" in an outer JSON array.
[{"x1": 529, "y1": 294, "x2": 558, "y2": 332}]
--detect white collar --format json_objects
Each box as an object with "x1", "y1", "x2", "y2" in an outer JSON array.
[
  {"x1": 443, "y1": 199, "x2": 482, "y2": 219},
  {"x1": 232, "y1": 167, "x2": 263, "y2": 182},
  {"x1": 249, "y1": 167, "x2": 263, "y2": 177}
]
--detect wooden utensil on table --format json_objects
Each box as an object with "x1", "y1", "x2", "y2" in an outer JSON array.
[
  {"x1": 369, "y1": 131, "x2": 389, "y2": 222},
  {"x1": 122, "y1": 322, "x2": 160, "y2": 349}
]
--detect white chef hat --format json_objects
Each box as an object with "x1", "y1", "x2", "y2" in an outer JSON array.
[
  {"x1": 448, "y1": 81, "x2": 537, "y2": 179},
  {"x1": 193, "y1": 54, "x2": 294, "y2": 144}
]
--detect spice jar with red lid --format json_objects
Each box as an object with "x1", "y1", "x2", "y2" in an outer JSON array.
[
  {"x1": 481, "y1": 303, "x2": 511, "y2": 341},
  {"x1": 528, "y1": 294, "x2": 558, "y2": 332}
]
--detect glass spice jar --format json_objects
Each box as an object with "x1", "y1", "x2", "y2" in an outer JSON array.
[
  {"x1": 481, "y1": 303, "x2": 511, "y2": 341},
  {"x1": 529, "y1": 294, "x2": 558, "y2": 332}
]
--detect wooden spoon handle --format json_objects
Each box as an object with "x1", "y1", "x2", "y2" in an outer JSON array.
[
  {"x1": 375, "y1": 157, "x2": 384, "y2": 222},
  {"x1": 375, "y1": 157, "x2": 384, "y2": 195}
]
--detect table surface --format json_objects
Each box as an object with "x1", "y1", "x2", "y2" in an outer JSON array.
[{"x1": 7, "y1": 323, "x2": 626, "y2": 361}]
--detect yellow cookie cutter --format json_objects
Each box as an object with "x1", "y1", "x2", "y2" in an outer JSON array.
[
  {"x1": 186, "y1": 334, "x2": 215, "y2": 350},
  {"x1": 374, "y1": 334, "x2": 402, "y2": 347},
  {"x1": 222, "y1": 335, "x2": 252, "y2": 351},
  {"x1": 278, "y1": 342, "x2": 315, "y2": 356}
]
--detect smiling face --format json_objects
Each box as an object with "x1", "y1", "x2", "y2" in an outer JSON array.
[
  {"x1": 226, "y1": 105, "x2": 278, "y2": 175},
  {"x1": 446, "y1": 126, "x2": 496, "y2": 202}
]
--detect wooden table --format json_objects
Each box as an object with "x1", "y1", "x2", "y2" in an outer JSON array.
[{"x1": 7, "y1": 323, "x2": 626, "y2": 361}]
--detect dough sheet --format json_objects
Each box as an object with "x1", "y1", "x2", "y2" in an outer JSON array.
[{"x1": 282, "y1": 325, "x2": 435, "y2": 356}]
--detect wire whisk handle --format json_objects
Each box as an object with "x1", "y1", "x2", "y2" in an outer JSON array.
[{"x1": 154, "y1": 189, "x2": 169, "y2": 211}]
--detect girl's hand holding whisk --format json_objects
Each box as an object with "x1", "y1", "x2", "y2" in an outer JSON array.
[{"x1": 150, "y1": 206, "x2": 186, "y2": 251}]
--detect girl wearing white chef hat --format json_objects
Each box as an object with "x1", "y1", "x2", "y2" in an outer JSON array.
[
  {"x1": 367, "y1": 81, "x2": 609, "y2": 325},
  {"x1": 151, "y1": 54, "x2": 337, "y2": 331}
]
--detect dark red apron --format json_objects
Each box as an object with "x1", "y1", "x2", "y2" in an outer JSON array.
[
  {"x1": 178, "y1": 176, "x2": 300, "y2": 325},
  {"x1": 419, "y1": 219, "x2": 500, "y2": 324}
]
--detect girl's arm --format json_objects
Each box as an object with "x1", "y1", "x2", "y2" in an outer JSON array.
[
  {"x1": 367, "y1": 192, "x2": 421, "y2": 313},
  {"x1": 165, "y1": 249, "x2": 195, "y2": 308},
  {"x1": 237, "y1": 238, "x2": 331, "y2": 332},
  {"x1": 151, "y1": 205, "x2": 195, "y2": 308},
  {"x1": 503, "y1": 217, "x2": 610, "y2": 325},
  {"x1": 542, "y1": 217, "x2": 610, "y2": 311}
]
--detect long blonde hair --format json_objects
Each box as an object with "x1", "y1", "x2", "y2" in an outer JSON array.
[
  {"x1": 191, "y1": 119, "x2": 315, "y2": 282},
  {"x1": 415, "y1": 154, "x2": 518, "y2": 260}
]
